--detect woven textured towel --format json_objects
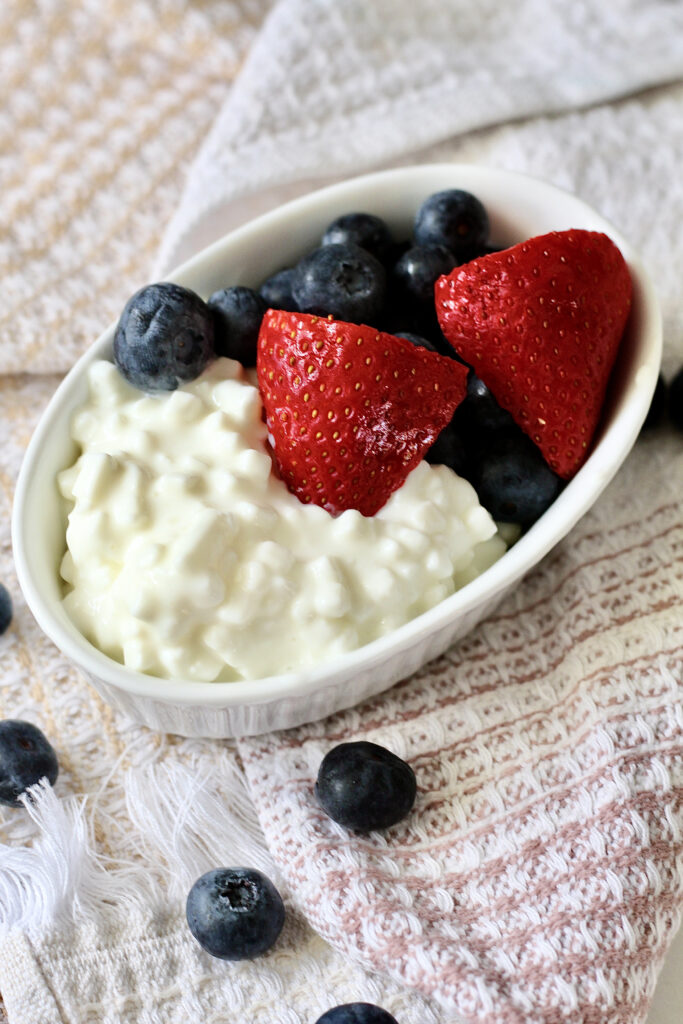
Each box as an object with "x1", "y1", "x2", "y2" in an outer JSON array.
[
  {"x1": 0, "y1": 0, "x2": 272, "y2": 376},
  {"x1": 240, "y1": 442, "x2": 683, "y2": 1020},
  {"x1": 156, "y1": 0, "x2": 683, "y2": 274},
  {"x1": 1, "y1": 1, "x2": 683, "y2": 1023}
]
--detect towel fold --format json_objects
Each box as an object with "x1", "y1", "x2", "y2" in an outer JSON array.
[{"x1": 155, "y1": 0, "x2": 683, "y2": 273}]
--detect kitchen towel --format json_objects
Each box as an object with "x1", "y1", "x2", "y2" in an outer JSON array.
[{"x1": 1, "y1": 1, "x2": 683, "y2": 1023}]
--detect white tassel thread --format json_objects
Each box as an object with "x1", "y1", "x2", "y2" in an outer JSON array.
[
  {"x1": 0, "y1": 781, "x2": 140, "y2": 937},
  {"x1": 0, "y1": 755, "x2": 276, "y2": 938},
  {"x1": 124, "y1": 755, "x2": 278, "y2": 899}
]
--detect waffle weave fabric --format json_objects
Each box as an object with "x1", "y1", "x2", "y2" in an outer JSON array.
[
  {"x1": 0, "y1": 0, "x2": 272, "y2": 376},
  {"x1": 1, "y1": 2, "x2": 683, "y2": 1024}
]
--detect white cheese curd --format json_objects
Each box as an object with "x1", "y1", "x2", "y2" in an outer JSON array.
[{"x1": 58, "y1": 358, "x2": 508, "y2": 682}]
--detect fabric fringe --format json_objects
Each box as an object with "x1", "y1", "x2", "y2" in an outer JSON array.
[
  {"x1": 0, "y1": 756, "x2": 274, "y2": 938},
  {"x1": 0, "y1": 781, "x2": 139, "y2": 937},
  {"x1": 124, "y1": 754, "x2": 278, "y2": 900}
]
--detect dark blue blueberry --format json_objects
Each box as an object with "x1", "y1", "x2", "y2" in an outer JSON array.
[
  {"x1": 186, "y1": 867, "x2": 285, "y2": 960},
  {"x1": 0, "y1": 720, "x2": 59, "y2": 807},
  {"x1": 392, "y1": 314, "x2": 468, "y2": 362},
  {"x1": 668, "y1": 366, "x2": 683, "y2": 432},
  {"x1": 455, "y1": 374, "x2": 517, "y2": 436},
  {"x1": 391, "y1": 244, "x2": 456, "y2": 307},
  {"x1": 321, "y1": 213, "x2": 395, "y2": 266},
  {"x1": 394, "y1": 331, "x2": 438, "y2": 353},
  {"x1": 436, "y1": 329, "x2": 470, "y2": 364},
  {"x1": 315, "y1": 741, "x2": 416, "y2": 833},
  {"x1": 315, "y1": 1004, "x2": 399, "y2": 1024},
  {"x1": 425, "y1": 416, "x2": 471, "y2": 478},
  {"x1": 642, "y1": 373, "x2": 668, "y2": 430},
  {"x1": 114, "y1": 282, "x2": 214, "y2": 392},
  {"x1": 292, "y1": 243, "x2": 386, "y2": 324},
  {"x1": 0, "y1": 583, "x2": 12, "y2": 636},
  {"x1": 259, "y1": 268, "x2": 299, "y2": 312},
  {"x1": 208, "y1": 286, "x2": 267, "y2": 368},
  {"x1": 414, "y1": 189, "x2": 489, "y2": 263},
  {"x1": 470, "y1": 432, "x2": 562, "y2": 526}
]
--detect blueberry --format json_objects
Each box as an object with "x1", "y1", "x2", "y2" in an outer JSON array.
[
  {"x1": 259, "y1": 268, "x2": 299, "y2": 312},
  {"x1": 292, "y1": 244, "x2": 386, "y2": 324},
  {"x1": 186, "y1": 867, "x2": 285, "y2": 960},
  {"x1": 0, "y1": 720, "x2": 59, "y2": 807},
  {"x1": 315, "y1": 1004, "x2": 399, "y2": 1024},
  {"x1": 642, "y1": 373, "x2": 668, "y2": 430},
  {"x1": 315, "y1": 741, "x2": 416, "y2": 833},
  {"x1": 208, "y1": 286, "x2": 267, "y2": 368},
  {"x1": 394, "y1": 331, "x2": 438, "y2": 353},
  {"x1": 394, "y1": 315, "x2": 468, "y2": 362},
  {"x1": 668, "y1": 366, "x2": 683, "y2": 432},
  {"x1": 0, "y1": 583, "x2": 12, "y2": 635},
  {"x1": 426, "y1": 374, "x2": 517, "y2": 477},
  {"x1": 425, "y1": 416, "x2": 471, "y2": 478},
  {"x1": 414, "y1": 189, "x2": 489, "y2": 263},
  {"x1": 456, "y1": 374, "x2": 517, "y2": 436},
  {"x1": 114, "y1": 282, "x2": 214, "y2": 392},
  {"x1": 321, "y1": 213, "x2": 394, "y2": 266},
  {"x1": 470, "y1": 432, "x2": 563, "y2": 526},
  {"x1": 391, "y1": 244, "x2": 456, "y2": 307}
]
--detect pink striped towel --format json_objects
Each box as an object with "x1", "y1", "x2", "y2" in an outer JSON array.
[{"x1": 239, "y1": 430, "x2": 683, "y2": 1023}]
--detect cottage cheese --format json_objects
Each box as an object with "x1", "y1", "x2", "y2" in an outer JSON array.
[{"x1": 58, "y1": 358, "x2": 507, "y2": 682}]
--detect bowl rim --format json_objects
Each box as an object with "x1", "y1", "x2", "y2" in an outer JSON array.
[{"x1": 12, "y1": 162, "x2": 662, "y2": 708}]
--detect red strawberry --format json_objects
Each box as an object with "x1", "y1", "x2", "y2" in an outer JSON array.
[
  {"x1": 436, "y1": 229, "x2": 632, "y2": 479},
  {"x1": 257, "y1": 311, "x2": 468, "y2": 516}
]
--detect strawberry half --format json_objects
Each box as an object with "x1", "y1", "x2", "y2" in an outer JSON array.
[
  {"x1": 257, "y1": 311, "x2": 468, "y2": 516},
  {"x1": 436, "y1": 229, "x2": 632, "y2": 479}
]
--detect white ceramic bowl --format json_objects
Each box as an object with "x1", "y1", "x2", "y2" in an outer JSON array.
[{"x1": 12, "y1": 164, "x2": 661, "y2": 738}]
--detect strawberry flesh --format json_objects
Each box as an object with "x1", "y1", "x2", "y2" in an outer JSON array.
[
  {"x1": 258, "y1": 311, "x2": 468, "y2": 516},
  {"x1": 436, "y1": 229, "x2": 632, "y2": 479}
]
